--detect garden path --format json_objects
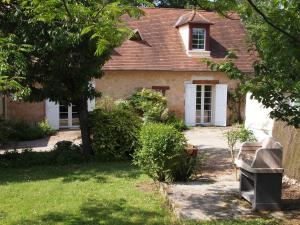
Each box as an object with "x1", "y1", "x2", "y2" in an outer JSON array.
[
  {"x1": 160, "y1": 127, "x2": 300, "y2": 224},
  {"x1": 0, "y1": 130, "x2": 81, "y2": 153}
]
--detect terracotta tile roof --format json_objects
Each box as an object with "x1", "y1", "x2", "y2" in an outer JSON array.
[
  {"x1": 103, "y1": 8, "x2": 255, "y2": 72},
  {"x1": 174, "y1": 11, "x2": 213, "y2": 27}
]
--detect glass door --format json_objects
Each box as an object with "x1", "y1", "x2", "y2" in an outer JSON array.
[
  {"x1": 59, "y1": 104, "x2": 80, "y2": 129},
  {"x1": 196, "y1": 85, "x2": 213, "y2": 125}
]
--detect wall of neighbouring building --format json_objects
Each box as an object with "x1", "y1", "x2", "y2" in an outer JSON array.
[
  {"x1": 6, "y1": 98, "x2": 45, "y2": 124},
  {"x1": 245, "y1": 92, "x2": 274, "y2": 140},
  {"x1": 245, "y1": 95, "x2": 300, "y2": 181},
  {"x1": 98, "y1": 70, "x2": 239, "y2": 121},
  {"x1": 272, "y1": 121, "x2": 300, "y2": 182}
]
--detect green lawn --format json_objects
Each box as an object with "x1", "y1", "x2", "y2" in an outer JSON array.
[{"x1": 0, "y1": 162, "x2": 278, "y2": 225}]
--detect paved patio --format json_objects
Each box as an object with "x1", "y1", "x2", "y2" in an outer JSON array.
[{"x1": 160, "y1": 127, "x2": 300, "y2": 223}]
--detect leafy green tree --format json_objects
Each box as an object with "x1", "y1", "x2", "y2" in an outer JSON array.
[
  {"x1": 161, "y1": 0, "x2": 300, "y2": 127},
  {"x1": 202, "y1": 1, "x2": 300, "y2": 127},
  {"x1": 0, "y1": 34, "x2": 27, "y2": 93},
  {"x1": 0, "y1": 0, "x2": 148, "y2": 155},
  {"x1": 150, "y1": 0, "x2": 300, "y2": 126}
]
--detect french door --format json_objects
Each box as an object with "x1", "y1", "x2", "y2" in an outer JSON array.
[
  {"x1": 196, "y1": 85, "x2": 213, "y2": 125},
  {"x1": 59, "y1": 104, "x2": 80, "y2": 129}
]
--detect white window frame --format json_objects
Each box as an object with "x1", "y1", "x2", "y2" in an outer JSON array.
[
  {"x1": 59, "y1": 104, "x2": 80, "y2": 129},
  {"x1": 192, "y1": 28, "x2": 206, "y2": 51},
  {"x1": 196, "y1": 84, "x2": 214, "y2": 125}
]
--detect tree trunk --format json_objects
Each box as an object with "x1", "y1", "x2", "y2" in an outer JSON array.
[{"x1": 78, "y1": 97, "x2": 94, "y2": 155}]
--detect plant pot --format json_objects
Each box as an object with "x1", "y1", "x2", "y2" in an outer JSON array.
[{"x1": 185, "y1": 144, "x2": 198, "y2": 157}]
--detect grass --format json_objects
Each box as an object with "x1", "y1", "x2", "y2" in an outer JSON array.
[{"x1": 0, "y1": 162, "x2": 278, "y2": 225}]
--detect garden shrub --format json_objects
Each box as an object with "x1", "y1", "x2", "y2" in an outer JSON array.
[
  {"x1": 236, "y1": 125, "x2": 257, "y2": 143},
  {"x1": 130, "y1": 89, "x2": 168, "y2": 122},
  {"x1": 90, "y1": 105, "x2": 142, "y2": 160},
  {"x1": 224, "y1": 124, "x2": 257, "y2": 165},
  {"x1": 12, "y1": 120, "x2": 55, "y2": 141},
  {"x1": 0, "y1": 141, "x2": 84, "y2": 168},
  {"x1": 165, "y1": 113, "x2": 187, "y2": 131},
  {"x1": 51, "y1": 141, "x2": 84, "y2": 165},
  {"x1": 0, "y1": 117, "x2": 14, "y2": 146},
  {"x1": 134, "y1": 123, "x2": 196, "y2": 182},
  {"x1": 0, "y1": 118, "x2": 55, "y2": 144}
]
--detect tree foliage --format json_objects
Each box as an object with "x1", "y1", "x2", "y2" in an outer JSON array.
[
  {"x1": 158, "y1": 0, "x2": 300, "y2": 127},
  {"x1": 0, "y1": 0, "x2": 148, "y2": 154},
  {"x1": 203, "y1": 1, "x2": 300, "y2": 127}
]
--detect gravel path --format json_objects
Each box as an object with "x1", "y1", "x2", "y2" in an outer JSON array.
[{"x1": 0, "y1": 130, "x2": 81, "y2": 152}]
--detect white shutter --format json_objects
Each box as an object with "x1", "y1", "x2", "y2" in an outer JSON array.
[
  {"x1": 185, "y1": 83, "x2": 197, "y2": 126},
  {"x1": 45, "y1": 99, "x2": 59, "y2": 130},
  {"x1": 88, "y1": 98, "x2": 95, "y2": 112},
  {"x1": 88, "y1": 80, "x2": 96, "y2": 112},
  {"x1": 214, "y1": 84, "x2": 228, "y2": 126}
]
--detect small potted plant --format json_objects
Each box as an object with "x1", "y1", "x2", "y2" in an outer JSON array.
[{"x1": 185, "y1": 144, "x2": 198, "y2": 157}]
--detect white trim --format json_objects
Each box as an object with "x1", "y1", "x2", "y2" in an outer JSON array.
[
  {"x1": 45, "y1": 100, "x2": 60, "y2": 130},
  {"x1": 191, "y1": 27, "x2": 206, "y2": 50},
  {"x1": 184, "y1": 83, "x2": 197, "y2": 126},
  {"x1": 214, "y1": 84, "x2": 228, "y2": 126},
  {"x1": 195, "y1": 84, "x2": 213, "y2": 125},
  {"x1": 59, "y1": 104, "x2": 80, "y2": 129},
  {"x1": 187, "y1": 50, "x2": 211, "y2": 58}
]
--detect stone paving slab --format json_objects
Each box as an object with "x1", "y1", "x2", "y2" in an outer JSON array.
[{"x1": 161, "y1": 127, "x2": 300, "y2": 224}]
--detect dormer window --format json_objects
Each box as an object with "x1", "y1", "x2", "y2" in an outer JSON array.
[
  {"x1": 192, "y1": 27, "x2": 206, "y2": 50},
  {"x1": 175, "y1": 11, "x2": 213, "y2": 57}
]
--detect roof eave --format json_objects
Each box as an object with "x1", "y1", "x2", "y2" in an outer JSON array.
[{"x1": 175, "y1": 21, "x2": 215, "y2": 28}]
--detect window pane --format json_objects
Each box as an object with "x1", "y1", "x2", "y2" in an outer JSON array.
[
  {"x1": 72, "y1": 104, "x2": 78, "y2": 112},
  {"x1": 204, "y1": 111, "x2": 211, "y2": 117},
  {"x1": 204, "y1": 104, "x2": 211, "y2": 110},
  {"x1": 192, "y1": 28, "x2": 205, "y2": 50},
  {"x1": 204, "y1": 116, "x2": 211, "y2": 123},
  {"x1": 60, "y1": 113, "x2": 68, "y2": 119},
  {"x1": 60, "y1": 105, "x2": 68, "y2": 113},
  {"x1": 204, "y1": 98, "x2": 211, "y2": 104},
  {"x1": 72, "y1": 118, "x2": 80, "y2": 127},
  {"x1": 205, "y1": 91, "x2": 211, "y2": 98},
  {"x1": 196, "y1": 110, "x2": 202, "y2": 117},
  {"x1": 205, "y1": 86, "x2": 212, "y2": 92},
  {"x1": 59, "y1": 119, "x2": 68, "y2": 127}
]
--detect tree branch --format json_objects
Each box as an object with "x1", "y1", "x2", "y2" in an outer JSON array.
[
  {"x1": 62, "y1": 0, "x2": 73, "y2": 20},
  {"x1": 246, "y1": 0, "x2": 300, "y2": 45},
  {"x1": 196, "y1": 2, "x2": 239, "y2": 20}
]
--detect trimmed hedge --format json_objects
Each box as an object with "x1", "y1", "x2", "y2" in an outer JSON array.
[
  {"x1": 0, "y1": 141, "x2": 84, "y2": 168},
  {"x1": 130, "y1": 88, "x2": 168, "y2": 122},
  {"x1": 134, "y1": 123, "x2": 196, "y2": 182},
  {"x1": 0, "y1": 118, "x2": 55, "y2": 146},
  {"x1": 90, "y1": 106, "x2": 142, "y2": 160}
]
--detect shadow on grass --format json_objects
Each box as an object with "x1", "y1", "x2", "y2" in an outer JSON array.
[
  {"x1": 10, "y1": 198, "x2": 166, "y2": 225},
  {"x1": 0, "y1": 162, "x2": 142, "y2": 185}
]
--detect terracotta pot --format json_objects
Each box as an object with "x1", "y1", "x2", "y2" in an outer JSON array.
[{"x1": 185, "y1": 144, "x2": 198, "y2": 157}]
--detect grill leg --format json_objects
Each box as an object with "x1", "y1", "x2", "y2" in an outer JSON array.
[{"x1": 253, "y1": 173, "x2": 282, "y2": 211}]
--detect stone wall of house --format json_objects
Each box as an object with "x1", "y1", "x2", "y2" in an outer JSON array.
[
  {"x1": 97, "y1": 70, "x2": 240, "y2": 122},
  {"x1": 4, "y1": 70, "x2": 242, "y2": 125},
  {"x1": 272, "y1": 121, "x2": 300, "y2": 181},
  {"x1": 6, "y1": 98, "x2": 45, "y2": 124}
]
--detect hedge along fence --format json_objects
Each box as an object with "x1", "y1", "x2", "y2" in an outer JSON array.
[{"x1": 272, "y1": 121, "x2": 300, "y2": 181}]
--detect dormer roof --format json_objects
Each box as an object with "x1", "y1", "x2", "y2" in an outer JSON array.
[
  {"x1": 129, "y1": 29, "x2": 144, "y2": 41},
  {"x1": 175, "y1": 11, "x2": 214, "y2": 28}
]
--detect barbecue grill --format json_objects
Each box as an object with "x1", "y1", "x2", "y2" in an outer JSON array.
[{"x1": 235, "y1": 137, "x2": 284, "y2": 211}]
